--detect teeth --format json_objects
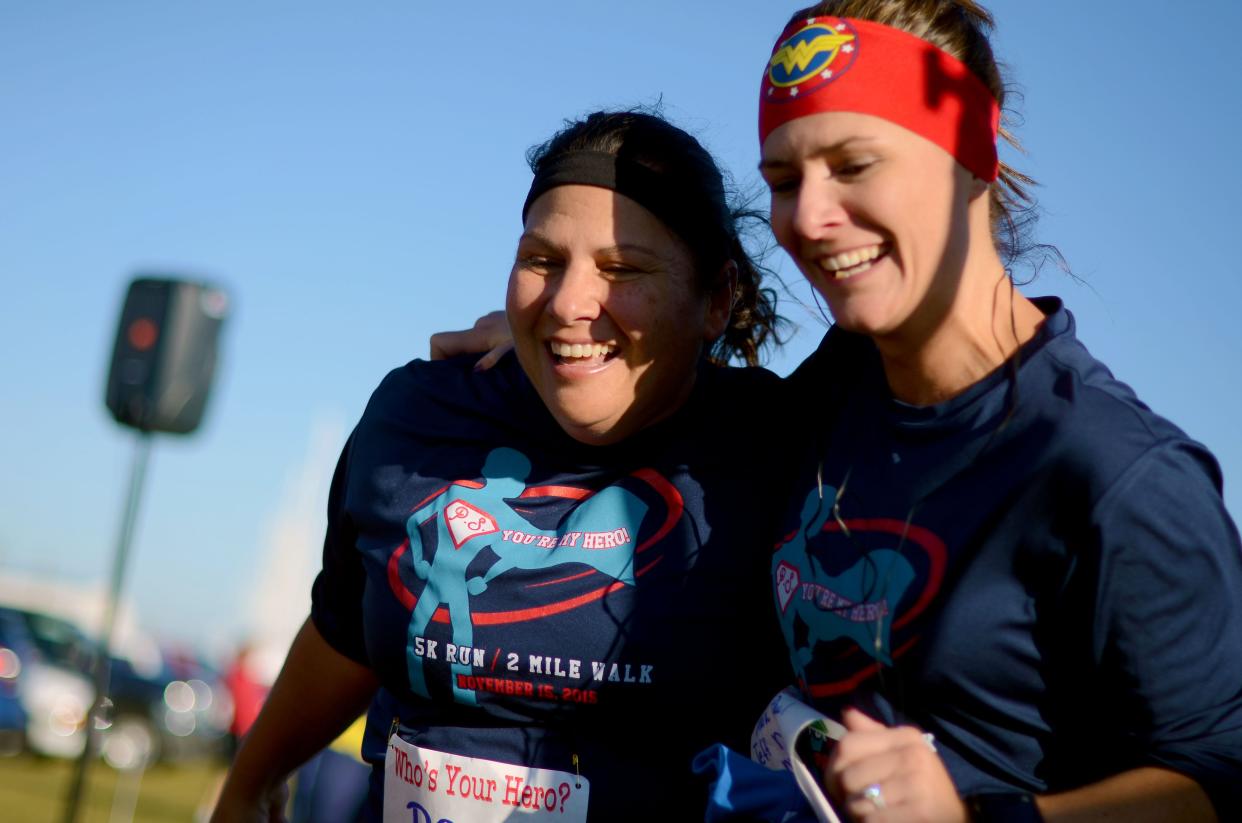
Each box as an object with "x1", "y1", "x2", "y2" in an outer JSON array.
[
  {"x1": 820, "y1": 244, "x2": 885, "y2": 274},
  {"x1": 550, "y1": 341, "x2": 616, "y2": 359}
]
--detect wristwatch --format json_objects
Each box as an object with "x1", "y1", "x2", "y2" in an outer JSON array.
[{"x1": 965, "y1": 792, "x2": 1044, "y2": 822}]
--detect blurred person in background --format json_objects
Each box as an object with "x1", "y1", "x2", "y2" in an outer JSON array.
[{"x1": 221, "y1": 642, "x2": 269, "y2": 759}]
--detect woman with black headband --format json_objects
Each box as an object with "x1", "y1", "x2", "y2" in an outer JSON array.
[
  {"x1": 740, "y1": 1, "x2": 1242, "y2": 821},
  {"x1": 210, "y1": 110, "x2": 800, "y2": 823}
]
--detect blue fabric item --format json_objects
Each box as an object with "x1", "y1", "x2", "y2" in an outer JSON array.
[
  {"x1": 311, "y1": 352, "x2": 795, "y2": 822},
  {"x1": 292, "y1": 749, "x2": 369, "y2": 823},
  {"x1": 778, "y1": 298, "x2": 1242, "y2": 820},
  {"x1": 693, "y1": 744, "x2": 816, "y2": 823}
]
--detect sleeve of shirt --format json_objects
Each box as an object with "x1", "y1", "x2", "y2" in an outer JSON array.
[
  {"x1": 1091, "y1": 439, "x2": 1242, "y2": 819},
  {"x1": 309, "y1": 432, "x2": 371, "y2": 667}
]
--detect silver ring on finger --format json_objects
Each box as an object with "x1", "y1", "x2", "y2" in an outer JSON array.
[
  {"x1": 862, "y1": 782, "x2": 886, "y2": 810},
  {"x1": 922, "y1": 731, "x2": 937, "y2": 753}
]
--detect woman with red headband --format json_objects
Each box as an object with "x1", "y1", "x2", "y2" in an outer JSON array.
[{"x1": 753, "y1": 1, "x2": 1242, "y2": 821}]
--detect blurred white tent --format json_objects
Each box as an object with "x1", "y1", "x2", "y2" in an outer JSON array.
[{"x1": 237, "y1": 414, "x2": 345, "y2": 683}]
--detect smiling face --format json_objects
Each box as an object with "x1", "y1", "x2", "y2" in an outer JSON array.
[
  {"x1": 506, "y1": 184, "x2": 730, "y2": 446},
  {"x1": 760, "y1": 111, "x2": 982, "y2": 343}
]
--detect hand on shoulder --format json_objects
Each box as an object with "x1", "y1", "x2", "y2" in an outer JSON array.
[{"x1": 429, "y1": 310, "x2": 512, "y2": 371}]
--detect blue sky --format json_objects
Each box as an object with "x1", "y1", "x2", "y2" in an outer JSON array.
[{"x1": 2, "y1": 1, "x2": 1239, "y2": 652}]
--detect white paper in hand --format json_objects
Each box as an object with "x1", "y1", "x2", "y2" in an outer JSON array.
[{"x1": 750, "y1": 688, "x2": 847, "y2": 823}]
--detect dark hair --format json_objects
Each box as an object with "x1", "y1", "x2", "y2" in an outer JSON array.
[
  {"x1": 526, "y1": 109, "x2": 784, "y2": 367},
  {"x1": 787, "y1": 0, "x2": 1060, "y2": 275}
]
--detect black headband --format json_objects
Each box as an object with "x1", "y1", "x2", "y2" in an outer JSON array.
[{"x1": 521, "y1": 150, "x2": 728, "y2": 260}]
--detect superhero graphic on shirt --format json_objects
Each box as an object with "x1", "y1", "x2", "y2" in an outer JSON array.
[
  {"x1": 401, "y1": 447, "x2": 651, "y2": 704},
  {"x1": 773, "y1": 486, "x2": 946, "y2": 699}
]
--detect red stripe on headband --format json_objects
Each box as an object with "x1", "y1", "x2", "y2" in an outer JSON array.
[{"x1": 759, "y1": 17, "x2": 1000, "y2": 182}]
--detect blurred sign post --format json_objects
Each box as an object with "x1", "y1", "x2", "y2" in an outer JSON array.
[{"x1": 62, "y1": 276, "x2": 229, "y2": 823}]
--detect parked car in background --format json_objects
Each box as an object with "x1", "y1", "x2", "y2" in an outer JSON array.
[
  {"x1": 160, "y1": 643, "x2": 233, "y2": 760},
  {"x1": 0, "y1": 615, "x2": 31, "y2": 756},
  {"x1": 0, "y1": 607, "x2": 92, "y2": 758},
  {"x1": 0, "y1": 605, "x2": 229, "y2": 767}
]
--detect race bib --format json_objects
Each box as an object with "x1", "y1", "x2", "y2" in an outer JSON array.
[
  {"x1": 750, "y1": 688, "x2": 846, "y2": 823},
  {"x1": 384, "y1": 735, "x2": 590, "y2": 823}
]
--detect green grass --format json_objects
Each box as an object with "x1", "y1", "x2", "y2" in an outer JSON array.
[{"x1": 0, "y1": 754, "x2": 226, "y2": 823}]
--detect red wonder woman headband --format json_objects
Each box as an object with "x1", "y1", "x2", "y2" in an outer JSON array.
[{"x1": 759, "y1": 16, "x2": 1000, "y2": 182}]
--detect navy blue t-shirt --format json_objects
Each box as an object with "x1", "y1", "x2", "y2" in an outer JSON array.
[
  {"x1": 312, "y1": 352, "x2": 796, "y2": 821},
  {"x1": 775, "y1": 298, "x2": 1242, "y2": 817}
]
